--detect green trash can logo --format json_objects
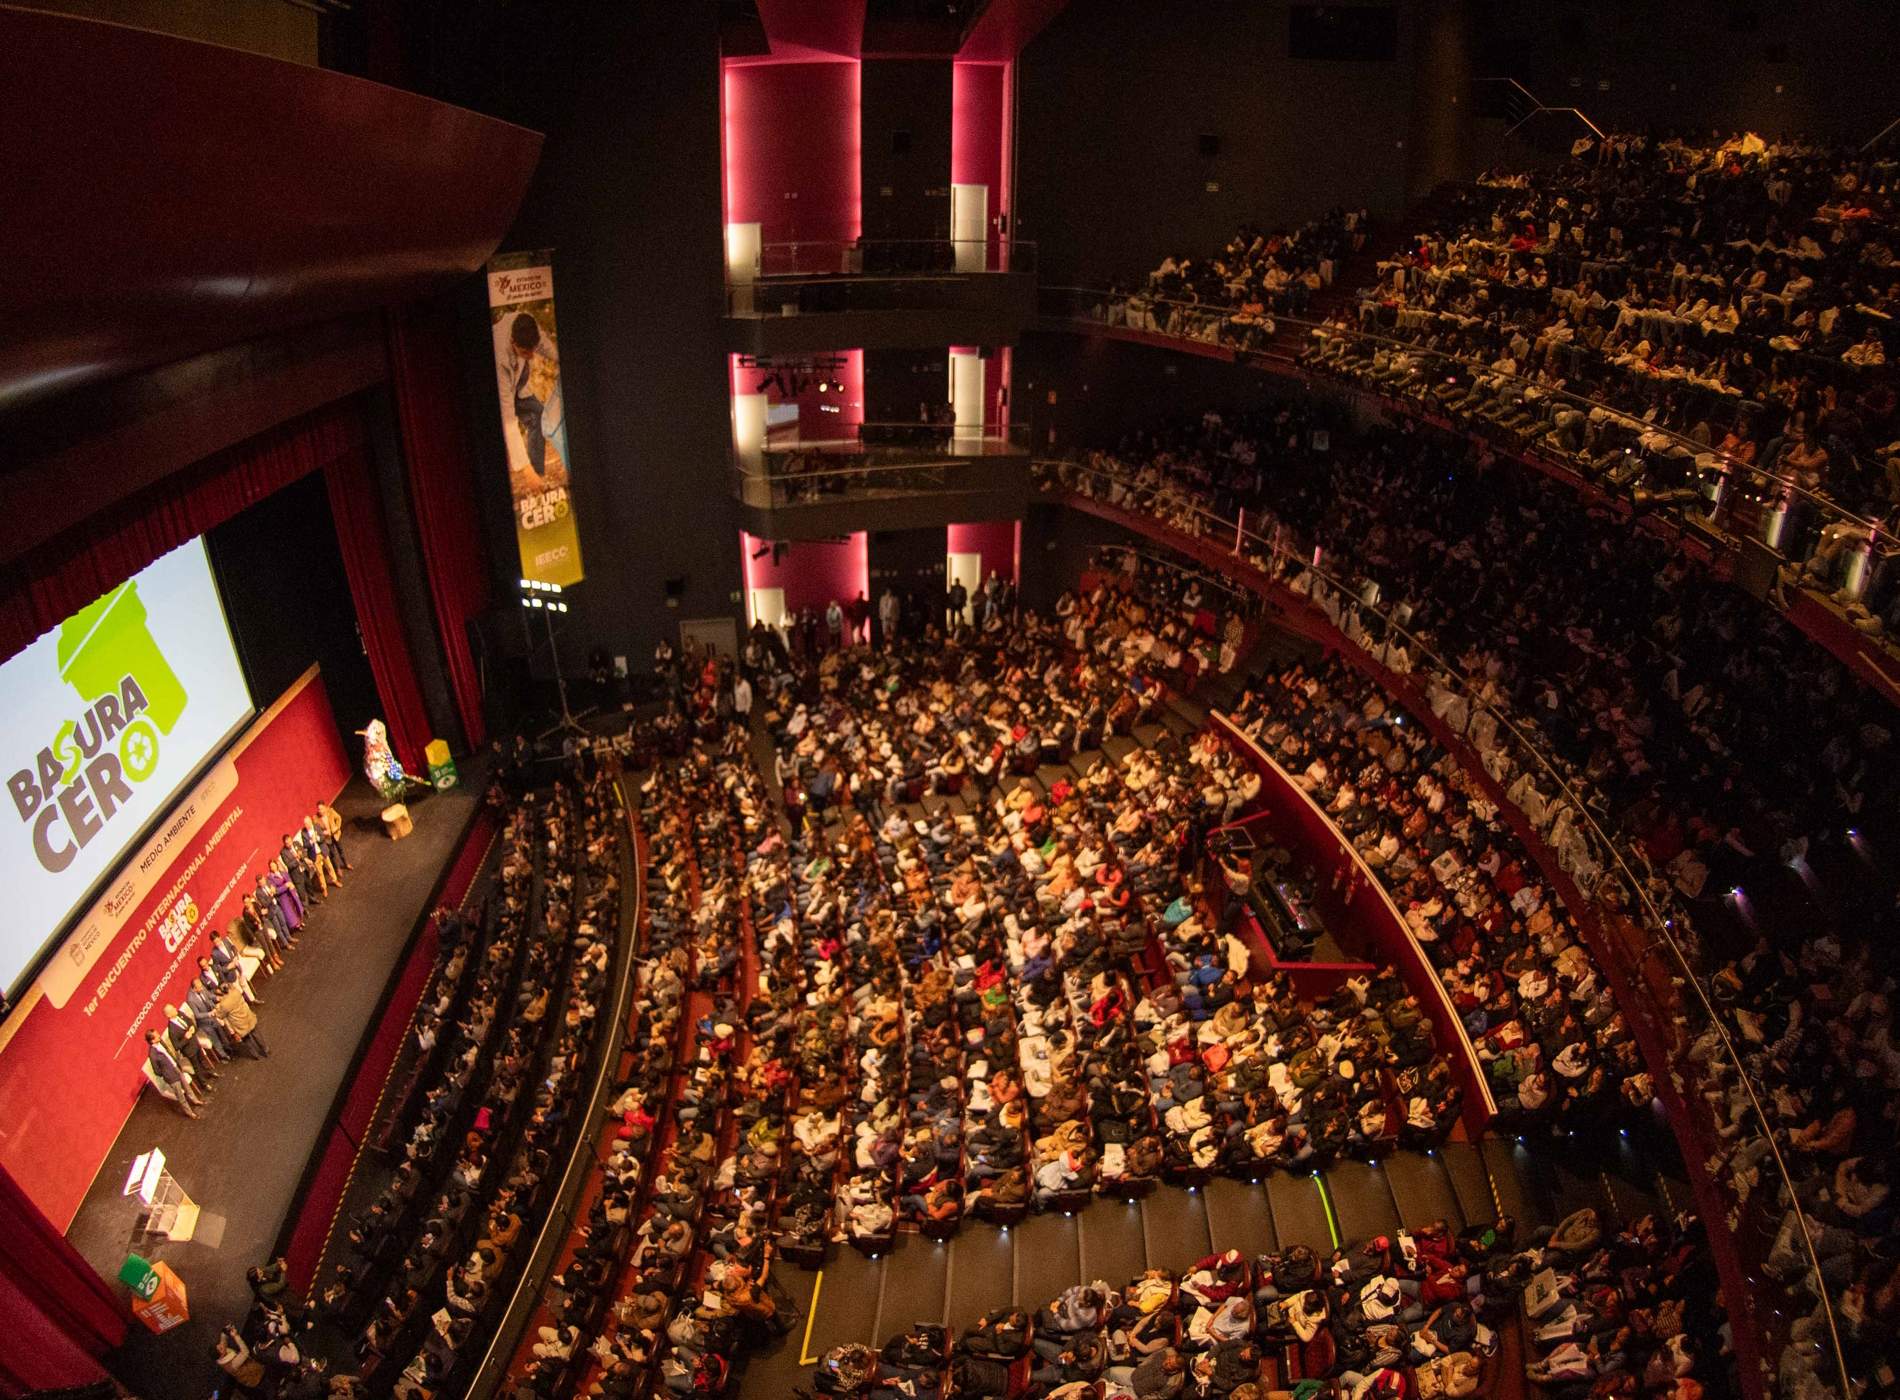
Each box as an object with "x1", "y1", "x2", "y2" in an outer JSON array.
[
  {"x1": 5, "y1": 580, "x2": 193, "y2": 873},
  {"x1": 55, "y1": 580, "x2": 188, "y2": 789}
]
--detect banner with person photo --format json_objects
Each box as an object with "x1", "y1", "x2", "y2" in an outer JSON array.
[{"x1": 487, "y1": 252, "x2": 584, "y2": 587}]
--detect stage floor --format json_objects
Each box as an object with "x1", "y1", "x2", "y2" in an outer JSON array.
[{"x1": 67, "y1": 764, "x2": 485, "y2": 1400}]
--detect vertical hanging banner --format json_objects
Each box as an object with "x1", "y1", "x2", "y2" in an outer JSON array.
[{"x1": 487, "y1": 251, "x2": 584, "y2": 587}]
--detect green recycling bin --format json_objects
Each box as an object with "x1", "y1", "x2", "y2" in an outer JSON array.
[
  {"x1": 118, "y1": 1253, "x2": 158, "y2": 1297},
  {"x1": 58, "y1": 580, "x2": 188, "y2": 734}
]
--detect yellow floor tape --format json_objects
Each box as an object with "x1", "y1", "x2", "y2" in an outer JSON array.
[{"x1": 797, "y1": 1269, "x2": 825, "y2": 1366}]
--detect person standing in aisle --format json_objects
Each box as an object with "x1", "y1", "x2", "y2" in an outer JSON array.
[{"x1": 878, "y1": 586, "x2": 900, "y2": 648}]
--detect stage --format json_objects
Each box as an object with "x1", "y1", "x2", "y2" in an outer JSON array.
[{"x1": 65, "y1": 762, "x2": 486, "y2": 1400}]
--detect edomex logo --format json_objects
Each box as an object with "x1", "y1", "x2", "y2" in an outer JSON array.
[{"x1": 6, "y1": 581, "x2": 189, "y2": 873}]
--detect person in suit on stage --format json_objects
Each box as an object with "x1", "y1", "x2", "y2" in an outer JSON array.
[
  {"x1": 186, "y1": 979, "x2": 242, "y2": 1058},
  {"x1": 208, "y1": 931, "x2": 262, "y2": 1004},
  {"x1": 146, "y1": 1028, "x2": 203, "y2": 1117},
  {"x1": 164, "y1": 1004, "x2": 222, "y2": 1085}
]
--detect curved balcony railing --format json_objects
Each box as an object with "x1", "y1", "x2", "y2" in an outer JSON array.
[
  {"x1": 742, "y1": 237, "x2": 1035, "y2": 280},
  {"x1": 1034, "y1": 454, "x2": 1853, "y2": 1400},
  {"x1": 734, "y1": 425, "x2": 1028, "y2": 509},
  {"x1": 1038, "y1": 284, "x2": 1900, "y2": 630}
]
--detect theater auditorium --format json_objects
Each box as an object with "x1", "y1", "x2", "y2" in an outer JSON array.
[{"x1": 2, "y1": 4, "x2": 1896, "y2": 1400}]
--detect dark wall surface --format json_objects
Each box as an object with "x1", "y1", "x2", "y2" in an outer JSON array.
[
  {"x1": 1016, "y1": 0, "x2": 1419, "y2": 286},
  {"x1": 862, "y1": 58, "x2": 955, "y2": 243},
  {"x1": 1471, "y1": 0, "x2": 1900, "y2": 144},
  {"x1": 458, "y1": 3, "x2": 741, "y2": 672}
]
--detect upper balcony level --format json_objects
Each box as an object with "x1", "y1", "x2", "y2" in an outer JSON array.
[
  {"x1": 723, "y1": 238, "x2": 1038, "y2": 355},
  {"x1": 732, "y1": 419, "x2": 1030, "y2": 537}
]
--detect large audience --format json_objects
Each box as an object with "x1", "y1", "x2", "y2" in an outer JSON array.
[
  {"x1": 1330, "y1": 133, "x2": 1899, "y2": 518},
  {"x1": 1037, "y1": 392, "x2": 1900, "y2": 1393},
  {"x1": 1078, "y1": 133, "x2": 1900, "y2": 621},
  {"x1": 212, "y1": 551, "x2": 1772, "y2": 1399},
  {"x1": 807, "y1": 1204, "x2": 1725, "y2": 1400},
  {"x1": 1096, "y1": 207, "x2": 1370, "y2": 353},
  {"x1": 216, "y1": 772, "x2": 626, "y2": 1398},
  {"x1": 756, "y1": 568, "x2": 1473, "y2": 1233}
]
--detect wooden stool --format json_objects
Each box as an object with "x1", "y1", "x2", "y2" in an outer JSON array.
[{"x1": 381, "y1": 803, "x2": 413, "y2": 840}]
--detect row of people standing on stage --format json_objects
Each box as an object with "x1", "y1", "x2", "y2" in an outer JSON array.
[{"x1": 142, "y1": 800, "x2": 352, "y2": 1119}]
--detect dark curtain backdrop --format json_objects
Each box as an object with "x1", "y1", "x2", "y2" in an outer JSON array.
[
  {"x1": 0, "y1": 1164, "x2": 122, "y2": 1394},
  {"x1": 387, "y1": 305, "x2": 490, "y2": 751},
  {"x1": 323, "y1": 446, "x2": 432, "y2": 775},
  {"x1": 0, "y1": 401, "x2": 365, "y2": 666},
  {"x1": 205, "y1": 471, "x2": 384, "y2": 745}
]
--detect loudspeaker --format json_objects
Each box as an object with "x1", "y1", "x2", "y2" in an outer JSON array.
[{"x1": 1198, "y1": 133, "x2": 1221, "y2": 157}]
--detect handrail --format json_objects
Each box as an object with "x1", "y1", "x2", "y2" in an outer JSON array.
[
  {"x1": 759, "y1": 421, "x2": 1029, "y2": 452},
  {"x1": 754, "y1": 238, "x2": 1038, "y2": 252},
  {"x1": 1036, "y1": 454, "x2": 1849, "y2": 1400},
  {"x1": 1210, "y1": 709, "x2": 1498, "y2": 1128},
  {"x1": 1475, "y1": 77, "x2": 1605, "y2": 142},
  {"x1": 736, "y1": 450, "x2": 1023, "y2": 485},
  {"x1": 1039, "y1": 283, "x2": 1895, "y2": 549},
  {"x1": 1864, "y1": 115, "x2": 1900, "y2": 152},
  {"x1": 734, "y1": 237, "x2": 1037, "y2": 283}
]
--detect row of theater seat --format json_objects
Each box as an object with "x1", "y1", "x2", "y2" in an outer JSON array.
[
  {"x1": 804, "y1": 1204, "x2": 1718, "y2": 1400},
  {"x1": 745, "y1": 572, "x2": 1464, "y2": 1263},
  {"x1": 1034, "y1": 403, "x2": 1891, "y2": 1392}
]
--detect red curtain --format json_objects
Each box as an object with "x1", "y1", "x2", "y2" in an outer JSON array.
[
  {"x1": 387, "y1": 305, "x2": 489, "y2": 750},
  {"x1": 323, "y1": 447, "x2": 433, "y2": 775},
  {"x1": 0, "y1": 1165, "x2": 123, "y2": 1394},
  {"x1": 0, "y1": 401, "x2": 365, "y2": 666}
]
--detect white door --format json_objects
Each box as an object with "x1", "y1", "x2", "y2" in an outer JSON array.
[
  {"x1": 949, "y1": 351, "x2": 984, "y2": 454},
  {"x1": 950, "y1": 183, "x2": 988, "y2": 272},
  {"x1": 725, "y1": 221, "x2": 762, "y2": 312},
  {"x1": 732, "y1": 393, "x2": 769, "y2": 504},
  {"x1": 946, "y1": 551, "x2": 983, "y2": 624},
  {"x1": 747, "y1": 587, "x2": 787, "y2": 630}
]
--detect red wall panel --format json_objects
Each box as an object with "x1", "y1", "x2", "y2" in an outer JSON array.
[
  {"x1": 723, "y1": 61, "x2": 862, "y2": 247},
  {"x1": 742, "y1": 531, "x2": 870, "y2": 622},
  {"x1": 946, "y1": 520, "x2": 1019, "y2": 583}
]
